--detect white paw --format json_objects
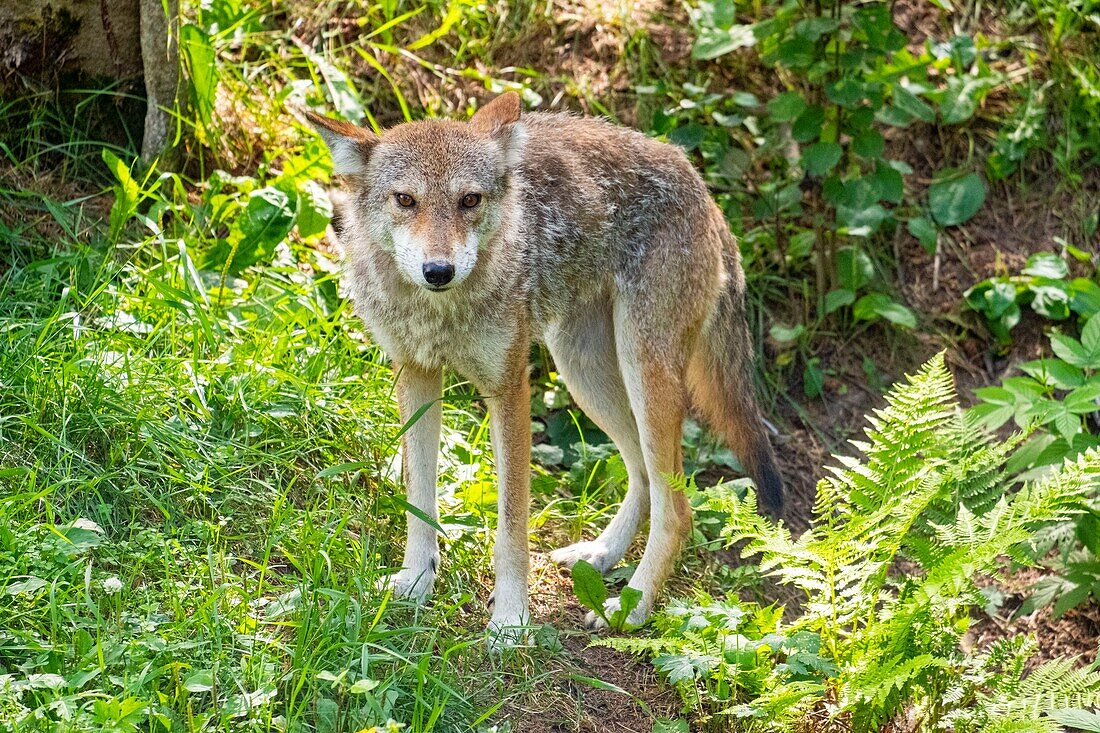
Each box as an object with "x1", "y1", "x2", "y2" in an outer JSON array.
[
  {"x1": 486, "y1": 608, "x2": 531, "y2": 651},
  {"x1": 549, "y1": 540, "x2": 617, "y2": 572},
  {"x1": 583, "y1": 593, "x2": 651, "y2": 631},
  {"x1": 378, "y1": 566, "x2": 435, "y2": 604}
]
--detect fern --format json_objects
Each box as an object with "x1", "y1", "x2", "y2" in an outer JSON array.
[
  {"x1": 992, "y1": 657, "x2": 1100, "y2": 717},
  {"x1": 979, "y1": 721, "x2": 1061, "y2": 733},
  {"x1": 610, "y1": 355, "x2": 1100, "y2": 731},
  {"x1": 708, "y1": 354, "x2": 1100, "y2": 731},
  {"x1": 598, "y1": 635, "x2": 692, "y2": 656}
]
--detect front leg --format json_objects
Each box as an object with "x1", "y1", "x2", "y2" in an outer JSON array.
[
  {"x1": 485, "y1": 347, "x2": 532, "y2": 647},
  {"x1": 383, "y1": 363, "x2": 443, "y2": 603}
]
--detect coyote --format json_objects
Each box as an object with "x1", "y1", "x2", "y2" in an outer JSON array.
[{"x1": 303, "y1": 93, "x2": 784, "y2": 645}]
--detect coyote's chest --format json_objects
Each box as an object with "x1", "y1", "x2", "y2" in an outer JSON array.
[{"x1": 352, "y1": 275, "x2": 520, "y2": 391}]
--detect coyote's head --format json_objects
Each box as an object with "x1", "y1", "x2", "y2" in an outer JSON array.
[{"x1": 303, "y1": 93, "x2": 525, "y2": 292}]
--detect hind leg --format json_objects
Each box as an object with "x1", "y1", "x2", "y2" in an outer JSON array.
[
  {"x1": 546, "y1": 302, "x2": 650, "y2": 572},
  {"x1": 586, "y1": 297, "x2": 694, "y2": 629}
]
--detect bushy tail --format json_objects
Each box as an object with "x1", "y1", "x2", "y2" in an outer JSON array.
[{"x1": 688, "y1": 240, "x2": 785, "y2": 518}]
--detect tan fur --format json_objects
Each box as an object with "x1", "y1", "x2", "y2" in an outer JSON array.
[{"x1": 303, "y1": 92, "x2": 784, "y2": 644}]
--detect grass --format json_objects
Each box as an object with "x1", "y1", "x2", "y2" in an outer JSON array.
[
  {"x1": 0, "y1": 186, "x2": 555, "y2": 730},
  {"x1": 0, "y1": 124, "x2": 656, "y2": 731}
]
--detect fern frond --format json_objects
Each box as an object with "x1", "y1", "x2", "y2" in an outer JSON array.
[
  {"x1": 979, "y1": 718, "x2": 1061, "y2": 733},
  {"x1": 595, "y1": 635, "x2": 685, "y2": 655},
  {"x1": 991, "y1": 657, "x2": 1100, "y2": 718},
  {"x1": 849, "y1": 653, "x2": 949, "y2": 709}
]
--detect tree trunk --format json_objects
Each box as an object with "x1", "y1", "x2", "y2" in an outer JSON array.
[{"x1": 1, "y1": 0, "x2": 183, "y2": 166}]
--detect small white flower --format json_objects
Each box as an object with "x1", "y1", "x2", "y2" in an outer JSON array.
[{"x1": 102, "y1": 576, "x2": 123, "y2": 595}]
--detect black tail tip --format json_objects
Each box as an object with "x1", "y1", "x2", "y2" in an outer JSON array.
[{"x1": 753, "y1": 452, "x2": 785, "y2": 520}]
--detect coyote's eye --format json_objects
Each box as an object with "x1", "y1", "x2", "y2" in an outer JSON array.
[
  {"x1": 460, "y1": 193, "x2": 481, "y2": 209},
  {"x1": 394, "y1": 193, "x2": 416, "y2": 208}
]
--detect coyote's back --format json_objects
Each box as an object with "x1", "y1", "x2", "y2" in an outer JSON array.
[{"x1": 511, "y1": 112, "x2": 785, "y2": 515}]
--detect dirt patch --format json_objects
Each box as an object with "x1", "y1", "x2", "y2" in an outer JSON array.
[
  {"x1": 503, "y1": 554, "x2": 682, "y2": 732},
  {"x1": 969, "y1": 564, "x2": 1100, "y2": 666},
  {"x1": 292, "y1": 0, "x2": 693, "y2": 125}
]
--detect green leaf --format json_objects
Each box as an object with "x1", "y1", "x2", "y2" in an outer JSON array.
[
  {"x1": 852, "y1": 5, "x2": 904, "y2": 53},
  {"x1": 770, "y1": 323, "x2": 805, "y2": 344},
  {"x1": 803, "y1": 358, "x2": 824, "y2": 398},
  {"x1": 870, "y1": 163, "x2": 904, "y2": 204},
  {"x1": 1064, "y1": 383, "x2": 1100, "y2": 413},
  {"x1": 184, "y1": 671, "x2": 214, "y2": 693},
  {"x1": 316, "y1": 461, "x2": 372, "y2": 478},
  {"x1": 1022, "y1": 252, "x2": 1069, "y2": 279},
  {"x1": 829, "y1": 177, "x2": 889, "y2": 233},
  {"x1": 1031, "y1": 282, "x2": 1072, "y2": 320},
  {"x1": 1049, "y1": 708, "x2": 1100, "y2": 732},
  {"x1": 1050, "y1": 405, "x2": 1082, "y2": 444},
  {"x1": 103, "y1": 149, "x2": 140, "y2": 244},
  {"x1": 969, "y1": 400, "x2": 1015, "y2": 430},
  {"x1": 610, "y1": 586, "x2": 644, "y2": 629},
  {"x1": 180, "y1": 24, "x2": 216, "y2": 127},
  {"x1": 348, "y1": 678, "x2": 379, "y2": 694},
  {"x1": 824, "y1": 288, "x2": 855, "y2": 314},
  {"x1": 5, "y1": 577, "x2": 47, "y2": 595},
  {"x1": 654, "y1": 653, "x2": 719, "y2": 684},
  {"x1": 568, "y1": 674, "x2": 631, "y2": 696},
  {"x1": 52, "y1": 519, "x2": 105, "y2": 553},
  {"x1": 693, "y1": 24, "x2": 756, "y2": 60},
  {"x1": 892, "y1": 85, "x2": 935, "y2": 123},
  {"x1": 835, "y1": 246, "x2": 875, "y2": 291},
  {"x1": 852, "y1": 130, "x2": 885, "y2": 159},
  {"x1": 408, "y1": 0, "x2": 464, "y2": 51},
  {"x1": 789, "y1": 230, "x2": 815, "y2": 258},
  {"x1": 793, "y1": 16, "x2": 839, "y2": 40},
  {"x1": 652, "y1": 720, "x2": 690, "y2": 733},
  {"x1": 802, "y1": 142, "x2": 843, "y2": 176},
  {"x1": 653, "y1": 655, "x2": 697, "y2": 684},
  {"x1": 928, "y1": 172, "x2": 985, "y2": 227},
  {"x1": 776, "y1": 36, "x2": 817, "y2": 68},
  {"x1": 308, "y1": 47, "x2": 369, "y2": 125},
  {"x1": 1071, "y1": 278, "x2": 1100, "y2": 317},
  {"x1": 1052, "y1": 332, "x2": 1100, "y2": 369},
  {"x1": 295, "y1": 180, "x2": 333, "y2": 240},
  {"x1": 670, "y1": 123, "x2": 706, "y2": 151},
  {"x1": 767, "y1": 92, "x2": 807, "y2": 122},
  {"x1": 391, "y1": 496, "x2": 447, "y2": 535},
  {"x1": 1019, "y1": 359, "x2": 1086, "y2": 390},
  {"x1": 965, "y1": 279, "x2": 1020, "y2": 319},
  {"x1": 203, "y1": 187, "x2": 298, "y2": 275},
  {"x1": 907, "y1": 216, "x2": 938, "y2": 253},
  {"x1": 1077, "y1": 514, "x2": 1100, "y2": 556},
  {"x1": 1052, "y1": 582, "x2": 1091, "y2": 618},
  {"x1": 1082, "y1": 313, "x2": 1100, "y2": 356},
  {"x1": 853, "y1": 293, "x2": 918, "y2": 328},
  {"x1": 826, "y1": 78, "x2": 865, "y2": 108},
  {"x1": 938, "y1": 76, "x2": 982, "y2": 124},
  {"x1": 792, "y1": 105, "x2": 826, "y2": 143},
  {"x1": 571, "y1": 560, "x2": 608, "y2": 618}
]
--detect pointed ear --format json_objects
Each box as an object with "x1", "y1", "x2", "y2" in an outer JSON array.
[
  {"x1": 469, "y1": 93, "x2": 525, "y2": 169},
  {"x1": 299, "y1": 109, "x2": 379, "y2": 177},
  {"x1": 470, "y1": 92, "x2": 522, "y2": 132}
]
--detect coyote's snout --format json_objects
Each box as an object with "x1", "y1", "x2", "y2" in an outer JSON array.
[{"x1": 303, "y1": 93, "x2": 784, "y2": 647}]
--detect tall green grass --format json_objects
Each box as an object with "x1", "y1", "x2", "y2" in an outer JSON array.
[{"x1": 0, "y1": 167, "x2": 569, "y2": 729}]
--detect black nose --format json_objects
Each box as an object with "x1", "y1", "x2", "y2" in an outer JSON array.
[{"x1": 422, "y1": 261, "x2": 455, "y2": 287}]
